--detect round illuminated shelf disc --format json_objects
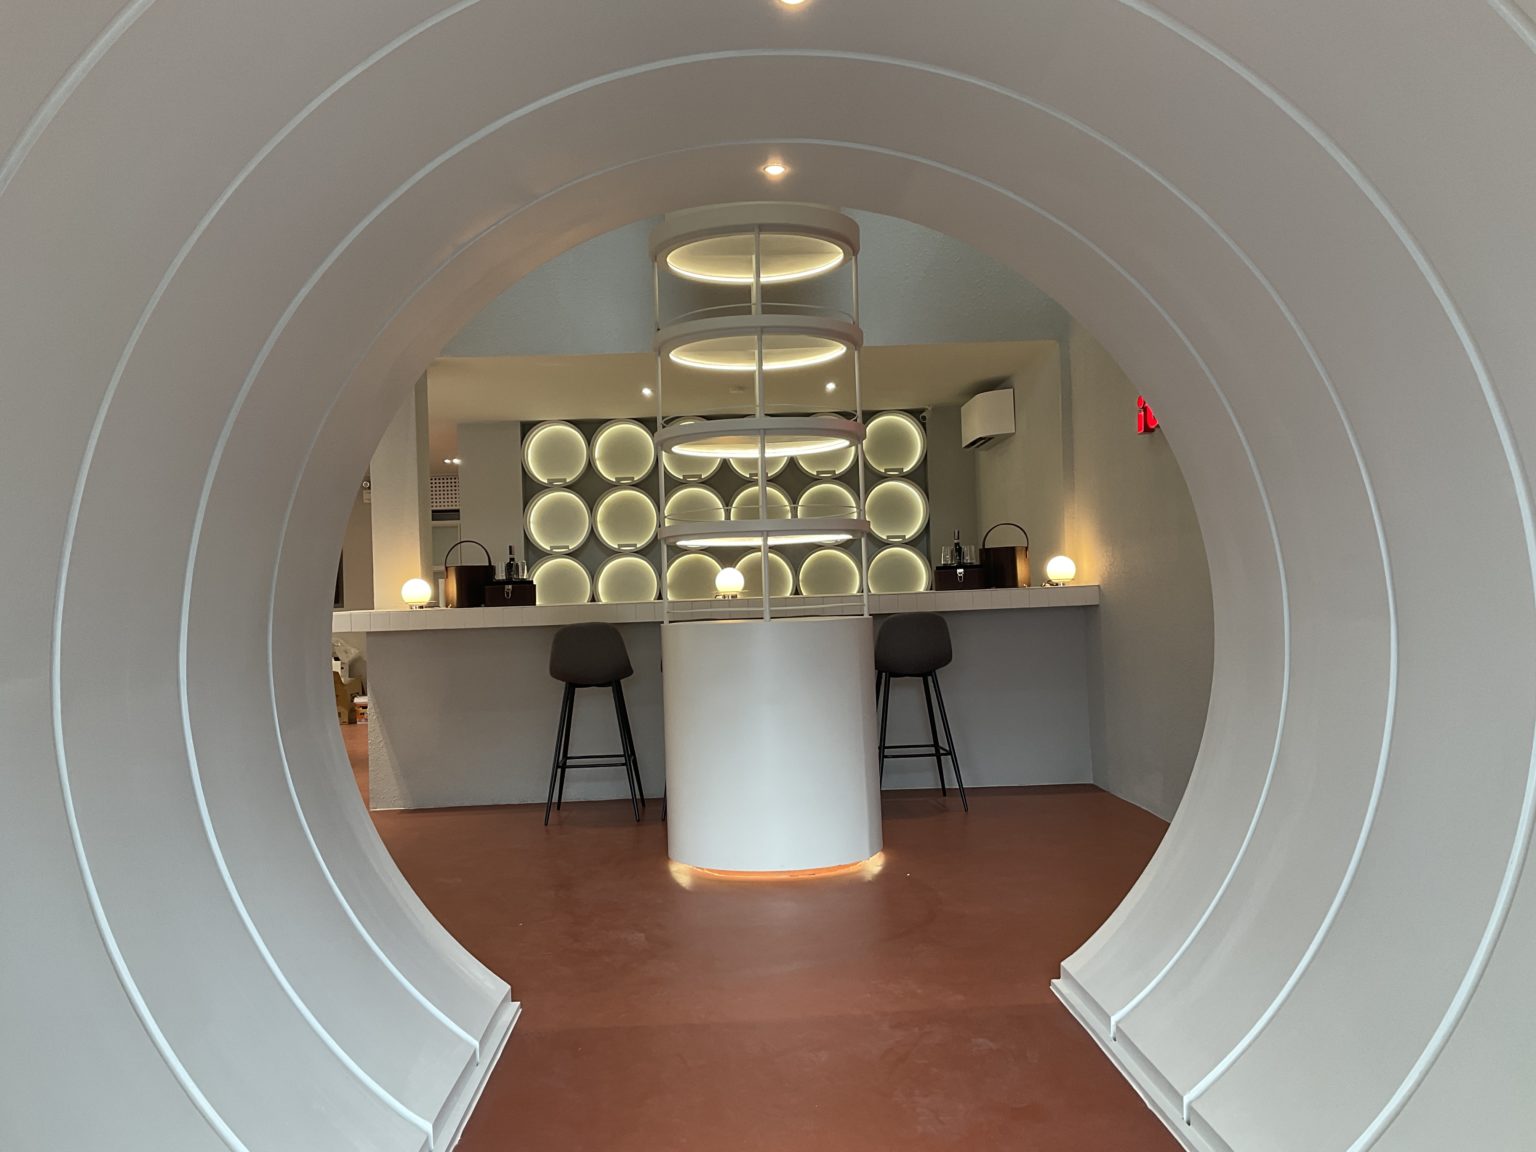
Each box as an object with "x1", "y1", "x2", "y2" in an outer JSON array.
[
  {"x1": 664, "y1": 232, "x2": 847, "y2": 285},
  {"x1": 730, "y1": 482, "x2": 791, "y2": 521},
  {"x1": 798, "y1": 548, "x2": 861, "y2": 597},
  {"x1": 667, "y1": 552, "x2": 722, "y2": 601},
  {"x1": 523, "y1": 420, "x2": 589, "y2": 486},
  {"x1": 864, "y1": 411, "x2": 926, "y2": 476},
  {"x1": 797, "y1": 480, "x2": 859, "y2": 520},
  {"x1": 524, "y1": 488, "x2": 591, "y2": 554},
  {"x1": 866, "y1": 478, "x2": 929, "y2": 544},
  {"x1": 661, "y1": 417, "x2": 722, "y2": 481},
  {"x1": 669, "y1": 331, "x2": 847, "y2": 374},
  {"x1": 530, "y1": 556, "x2": 592, "y2": 605},
  {"x1": 664, "y1": 483, "x2": 726, "y2": 534},
  {"x1": 736, "y1": 550, "x2": 795, "y2": 598},
  {"x1": 593, "y1": 487, "x2": 658, "y2": 551},
  {"x1": 595, "y1": 554, "x2": 658, "y2": 604},
  {"x1": 794, "y1": 414, "x2": 858, "y2": 477},
  {"x1": 868, "y1": 545, "x2": 932, "y2": 594},
  {"x1": 591, "y1": 419, "x2": 655, "y2": 484}
]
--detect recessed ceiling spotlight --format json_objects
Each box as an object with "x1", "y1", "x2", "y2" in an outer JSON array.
[
  {"x1": 642, "y1": 385, "x2": 654, "y2": 398},
  {"x1": 824, "y1": 381, "x2": 837, "y2": 392},
  {"x1": 778, "y1": 0, "x2": 808, "y2": 6},
  {"x1": 443, "y1": 457, "x2": 462, "y2": 465},
  {"x1": 761, "y1": 161, "x2": 789, "y2": 179}
]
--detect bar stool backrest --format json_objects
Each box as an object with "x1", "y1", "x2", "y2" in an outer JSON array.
[
  {"x1": 875, "y1": 612, "x2": 953, "y2": 677},
  {"x1": 549, "y1": 622, "x2": 633, "y2": 686}
]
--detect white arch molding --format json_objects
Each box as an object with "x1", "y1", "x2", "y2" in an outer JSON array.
[{"x1": 0, "y1": 4, "x2": 1531, "y2": 1150}]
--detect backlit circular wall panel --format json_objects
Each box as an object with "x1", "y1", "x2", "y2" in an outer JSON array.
[
  {"x1": 662, "y1": 417, "x2": 722, "y2": 481},
  {"x1": 797, "y1": 480, "x2": 859, "y2": 521},
  {"x1": 524, "y1": 487, "x2": 591, "y2": 554},
  {"x1": 590, "y1": 419, "x2": 655, "y2": 484},
  {"x1": 663, "y1": 483, "x2": 726, "y2": 531},
  {"x1": 865, "y1": 478, "x2": 929, "y2": 544},
  {"x1": 666, "y1": 552, "x2": 723, "y2": 601},
  {"x1": 863, "y1": 411, "x2": 926, "y2": 476},
  {"x1": 798, "y1": 548, "x2": 862, "y2": 597},
  {"x1": 592, "y1": 487, "x2": 657, "y2": 551},
  {"x1": 665, "y1": 232, "x2": 847, "y2": 285},
  {"x1": 736, "y1": 549, "x2": 795, "y2": 598},
  {"x1": 868, "y1": 545, "x2": 932, "y2": 594},
  {"x1": 727, "y1": 451, "x2": 788, "y2": 479},
  {"x1": 523, "y1": 420, "x2": 589, "y2": 486},
  {"x1": 530, "y1": 555, "x2": 592, "y2": 606},
  {"x1": 730, "y1": 481, "x2": 791, "y2": 521},
  {"x1": 794, "y1": 415, "x2": 858, "y2": 476},
  {"x1": 594, "y1": 553, "x2": 658, "y2": 604}
]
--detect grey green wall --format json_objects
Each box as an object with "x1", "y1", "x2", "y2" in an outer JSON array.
[
  {"x1": 1067, "y1": 321, "x2": 1214, "y2": 817},
  {"x1": 973, "y1": 343, "x2": 1070, "y2": 568}
]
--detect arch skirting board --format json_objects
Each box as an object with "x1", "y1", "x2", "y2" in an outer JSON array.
[{"x1": 1, "y1": 3, "x2": 1531, "y2": 1148}]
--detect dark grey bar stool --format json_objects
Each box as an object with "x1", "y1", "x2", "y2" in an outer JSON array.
[
  {"x1": 545, "y1": 622, "x2": 644, "y2": 824},
  {"x1": 875, "y1": 612, "x2": 969, "y2": 811}
]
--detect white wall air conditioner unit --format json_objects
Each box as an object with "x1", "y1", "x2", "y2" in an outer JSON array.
[{"x1": 961, "y1": 388, "x2": 1015, "y2": 448}]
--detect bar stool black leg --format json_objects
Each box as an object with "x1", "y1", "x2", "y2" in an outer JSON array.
[
  {"x1": 611, "y1": 682, "x2": 642, "y2": 822},
  {"x1": 877, "y1": 671, "x2": 892, "y2": 783},
  {"x1": 931, "y1": 672, "x2": 968, "y2": 812},
  {"x1": 921, "y1": 674, "x2": 948, "y2": 796},
  {"x1": 545, "y1": 682, "x2": 574, "y2": 825},
  {"x1": 613, "y1": 681, "x2": 645, "y2": 809}
]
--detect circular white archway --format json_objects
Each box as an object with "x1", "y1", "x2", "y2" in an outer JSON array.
[{"x1": 1, "y1": 3, "x2": 1531, "y2": 1149}]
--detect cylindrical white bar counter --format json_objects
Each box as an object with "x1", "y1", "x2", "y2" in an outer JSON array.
[{"x1": 662, "y1": 615, "x2": 883, "y2": 873}]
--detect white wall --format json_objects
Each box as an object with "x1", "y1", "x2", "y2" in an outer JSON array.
[{"x1": 1068, "y1": 322, "x2": 1214, "y2": 817}]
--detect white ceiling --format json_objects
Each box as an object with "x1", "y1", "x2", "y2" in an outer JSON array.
[{"x1": 426, "y1": 340, "x2": 1055, "y2": 467}]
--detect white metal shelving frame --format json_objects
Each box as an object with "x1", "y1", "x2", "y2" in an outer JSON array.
[{"x1": 651, "y1": 203, "x2": 871, "y2": 624}]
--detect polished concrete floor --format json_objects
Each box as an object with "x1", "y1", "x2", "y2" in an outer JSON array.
[{"x1": 345, "y1": 723, "x2": 1179, "y2": 1151}]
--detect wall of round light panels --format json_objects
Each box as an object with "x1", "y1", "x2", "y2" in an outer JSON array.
[
  {"x1": 530, "y1": 555, "x2": 592, "y2": 606},
  {"x1": 523, "y1": 487, "x2": 591, "y2": 554},
  {"x1": 865, "y1": 478, "x2": 929, "y2": 544},
  {"x1": 666, "y1": 552, "x2": 722, "y2": 601},
  {"x1": 798, "y1": 479, "x2": 859, "y2": 520},
  {"x1": 594, "y1": 553, "x2": 659, "y2": 604},
  {"x1": 590, "y1": 419, "x2": 655, "y2": 484},
  {"x1": 729, "y1": 482, "x2": 792, "y2": 521},
  {"x1": 736, "y1": 550, "x2": 796, "y2": 598},
  {"x1": 661, "y1": 417, "x2": 721, "y2": 482},
  {"x1": 867, "y1": 544, "x2": 932, "y2": 594},
  {"x1": 593, "y1": 486, "x2": 658, "y2": 551},
  {"x1": 663, "y1": 483, "x2": 726, "y2": 532},
  {"x1": 798, "y1": 548, "x2": 862, "y2": 597},
  {"x1": 727, "y1": 452, "x2": 788, "y2": 479},
  {"x1": 793, "y1": 414, "x2": 858, "y2": 477},
  {"x1": 522, "y1": 420, "x2": 589, "y2": 486},
  {"x1": 863, "y1": 410, "x2": 926, "y2": 476}
]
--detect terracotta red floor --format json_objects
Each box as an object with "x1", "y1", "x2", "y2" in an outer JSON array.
[{"x1": 343, "y1": 723, "x2": 1178, "y2": 1151}]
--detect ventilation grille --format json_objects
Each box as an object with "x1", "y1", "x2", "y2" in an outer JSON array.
[{"x1": 429, "y1": 474, "x2": 459, "y2": 511}]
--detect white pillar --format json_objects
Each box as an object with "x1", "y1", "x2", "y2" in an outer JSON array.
[
  {"x1": 370, "y1": 377, "x2": 432, "y2": 609},
  {"x1": 663, "y1": 616, "x2": 883, "y2": 873},
  {"x1": 457, "y1": 421, "x2": 524, "y2": 574}
]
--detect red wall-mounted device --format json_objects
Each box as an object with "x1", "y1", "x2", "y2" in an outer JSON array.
[{"x1": 1137, "y1": 395, "x2": 1159, "y2": 435}]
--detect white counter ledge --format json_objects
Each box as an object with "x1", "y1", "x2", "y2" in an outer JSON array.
[
  {"x1": 341, "y1": 587, "x2": 1099, "y2": 812},
  {"x1": 332, "y1": 584, "x2": 1099, "y2": 633}
]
